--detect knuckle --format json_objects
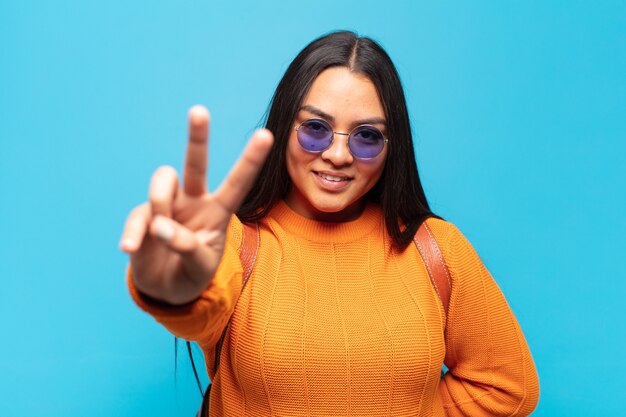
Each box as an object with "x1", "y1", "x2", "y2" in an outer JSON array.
[
  {"x1": 129, "y1": 204, "x2": 149, "y2": 222},
  {"x1": 185, "y1": 162, "x2": 205, "y2": 177},
  {"x1": 225, "y1": 173, "x2": 243, "y2": 190},
  {"x1": 149, "y1": 195, "x2": 169, "y2": 209}
]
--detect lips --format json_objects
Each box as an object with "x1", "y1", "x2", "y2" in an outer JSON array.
[
  {"x1": 317, "y1": 173, "x2": 348, "y2": 182},
  {"x1": 314, "y1": 170, "x2": 352, "y2": 181},
  {"x1": 312, "y1": 170, "x2": 353, "y2": 191}
]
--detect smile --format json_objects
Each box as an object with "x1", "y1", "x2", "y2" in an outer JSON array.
[
  {"x1": 314, "y1": 171, "x2": 352, "y2": 182},
  {"x1": 317, "y1": 173, "x2": 348, "y2": 182},
  {"x1": 312, "y1": 171, "x2": 353, "y2": 191}
]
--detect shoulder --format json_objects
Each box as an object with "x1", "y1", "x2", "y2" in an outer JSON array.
[
  {"x1": 423, "y1": 217, "x2": 459, "y2": 249},
  {"x1": 422, "y1": 217, "x2": 476, "y2": 266}
]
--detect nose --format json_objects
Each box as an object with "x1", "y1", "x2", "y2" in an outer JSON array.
[{"x1": 321, "y1": 132, "x2": 354, "y2": 166}]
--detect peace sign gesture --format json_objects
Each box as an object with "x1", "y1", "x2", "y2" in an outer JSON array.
[{"x1": 119, "y1": 106, "x2": 274, "y2": 305}]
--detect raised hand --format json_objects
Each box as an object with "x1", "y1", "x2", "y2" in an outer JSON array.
[{"x1": 119, "y1": 106, "x2": 274, "y2": 305}]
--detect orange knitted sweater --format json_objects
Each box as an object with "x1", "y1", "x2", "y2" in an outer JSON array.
[{"x1": 129, "y1": 201, "x2": 539, "y2": 416}]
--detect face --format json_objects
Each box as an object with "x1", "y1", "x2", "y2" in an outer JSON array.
[{"x1": 285, "y1": 66, "x2": 388, "y2": 222}]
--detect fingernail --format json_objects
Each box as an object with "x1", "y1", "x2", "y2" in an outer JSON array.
[{"x1": 154, "y1": 217, "x2": 175, "y2": 241}]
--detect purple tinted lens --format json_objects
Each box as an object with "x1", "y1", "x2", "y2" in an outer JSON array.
[
  {"x1": 349, "y1": 125, "x2": 385, "y2": 158},
  {"x1": 297, "y1": 120, "x2": 386, "y2": 158},
  {"x1": 297, "y1": 119, "x2": 332, "y2": 152}
]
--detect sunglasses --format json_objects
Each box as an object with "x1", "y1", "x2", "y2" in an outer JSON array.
[{"x1": 295, "y1": 118, "x2": 388, "y2": 160}]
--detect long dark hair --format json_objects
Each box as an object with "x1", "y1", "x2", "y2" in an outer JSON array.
[{"x1": 238, "y1": 31, "x2": 438, "y2": 248}]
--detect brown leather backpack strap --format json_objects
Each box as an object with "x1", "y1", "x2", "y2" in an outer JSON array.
[
  {"x1": 212, "y1": 221, "x2": 260, "y2": 371},
  {"x1": 240, "y1": 221, "x2": 260, "y2": 289},
  {"x1": 413, "y1": 220, "x2": 452, "y2": 321}
]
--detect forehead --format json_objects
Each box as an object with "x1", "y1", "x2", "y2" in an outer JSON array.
[{"x1": 301, "y1": 67, "x2": 385, "y2": 120}]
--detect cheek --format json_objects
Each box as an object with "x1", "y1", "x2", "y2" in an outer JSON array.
[{"x1": 361, "y1": 155, "x2": 387, "y2": 186}]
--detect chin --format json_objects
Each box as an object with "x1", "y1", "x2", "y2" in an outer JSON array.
[
  {"x1": 315, "y1": 202, "x2": 345, "y2": 213},
  {"x1": 311, "y1": 196, "x2": 350, "y2": 212},
  {"x1": 310, "y1": 198, "x2": 363, "y2": 221}
]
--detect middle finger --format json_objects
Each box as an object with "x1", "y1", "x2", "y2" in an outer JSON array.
[{"x1": 213, "y1": 128, "x2": 274, "y2": 213}]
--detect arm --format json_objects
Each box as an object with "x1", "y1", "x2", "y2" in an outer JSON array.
[
  {"x1": 120, "y1": 105, "x2": 273, "y2": 345},
  {"x1": 438, "y1": 225, "x2": 540, "y2": 416}
]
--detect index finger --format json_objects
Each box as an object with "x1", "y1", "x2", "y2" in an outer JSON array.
[
  {"x1": 213, "y1": 128, "x2": 274, "y2": 213},
  {"x1": 183, "y1": 105, "x2": 210, "y2": 197}
]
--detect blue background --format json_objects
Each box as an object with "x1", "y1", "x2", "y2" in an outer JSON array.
[{"x1": 1, "y1": 1, "x2": 624, "y2": 416}]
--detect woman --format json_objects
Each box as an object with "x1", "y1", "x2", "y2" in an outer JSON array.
[{"x1": 120, "y1": 31, "x2": 540, "y2": 416}]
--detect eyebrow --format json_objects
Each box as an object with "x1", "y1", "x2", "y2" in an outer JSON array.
[{"x1": 299, "y1": 105, "x2": 387, "y2": 126}]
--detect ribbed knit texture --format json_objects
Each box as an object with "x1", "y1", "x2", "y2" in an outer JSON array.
[{"x1": 128, "y1": 201, "x2": 539, "y2": 416}]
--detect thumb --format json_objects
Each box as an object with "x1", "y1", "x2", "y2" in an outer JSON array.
[
  {"x1": 149, "y1": 216, "x2": 222, "y2": 284},
  {"x1": 150, "y1": 215, "x2": 199, "y2": 254}
]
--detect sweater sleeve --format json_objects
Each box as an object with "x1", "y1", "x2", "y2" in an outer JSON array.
[
  {"x1": 127, "y1": 215, "x2": 244, "y2": 347},
  {"x1": 437, "y1": 224, "x2": 540, "y2": 416}
]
